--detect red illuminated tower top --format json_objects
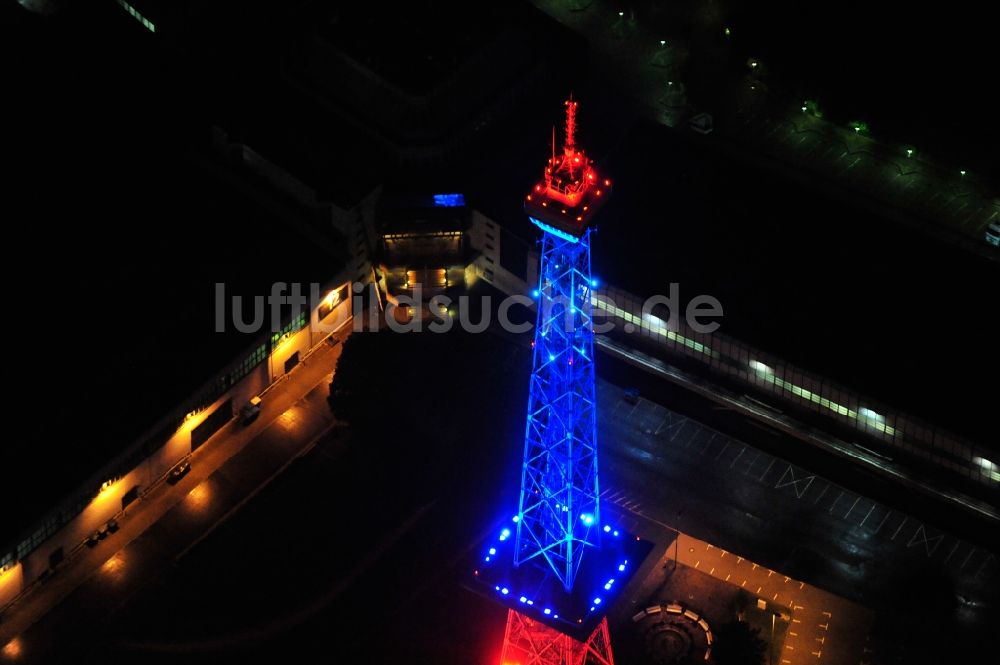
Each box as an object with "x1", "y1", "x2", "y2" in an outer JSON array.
[{"x1": 525, "y1": 98, "x2": 612, "y2": 238}]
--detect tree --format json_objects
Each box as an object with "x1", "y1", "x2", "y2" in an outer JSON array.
[{"x1": 713, "y1": 620, "x2": 766, "y2": 665}]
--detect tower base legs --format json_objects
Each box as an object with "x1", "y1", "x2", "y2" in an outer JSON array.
[{"x1": 499, "y1": 609, "x2": 615, "y2": 665}]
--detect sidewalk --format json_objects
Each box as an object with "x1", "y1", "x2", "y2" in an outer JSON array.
[
  {"x1": 617, "y1": 509, "x2": 872, "y2": 665},
  {"x1": 679, "y1": 535, "x2": 871, "y2": 665},
  {"x1": 0, "y1": 330, "x2": 349, "y2": 653}
]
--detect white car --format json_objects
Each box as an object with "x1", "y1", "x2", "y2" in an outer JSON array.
[{"x1": 986, "y1": 221, "x2": 1000, "y2": 247}]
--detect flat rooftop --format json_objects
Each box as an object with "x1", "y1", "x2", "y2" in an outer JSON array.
[{"x1": 316, "y1": 2, "x2": 511, "y2": 95}]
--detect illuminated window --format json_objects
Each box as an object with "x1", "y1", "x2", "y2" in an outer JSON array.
[
  {"x1": 116, "y1": 0, "x2": 156, "y2": 32},
  {"x1": 433, "y1": 193, "x2": 466, "y2": 207},
  {"x1": 229, "y1": 344, "x2": 266, "y2": 385},
  {"x1": 271, "y1": 312, "x2": 307, "y2": 348}
]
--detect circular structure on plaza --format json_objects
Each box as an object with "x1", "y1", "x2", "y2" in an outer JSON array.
[{"x1": 632, "y1": 603, "x2": 712, "y2": 664}]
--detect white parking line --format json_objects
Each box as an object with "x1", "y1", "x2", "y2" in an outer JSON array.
[
  {"x1": 890, "y1": 517, "x2": 909, "y2": 541},
  {"x1": 758, "y1": 458, "x2": 776, "y2": 482},
  {"x1": 975, "y1": 553, "x2": 995, "y2": 579},
  {"x1": 872, "y1": 510, "x2": 891, "y2": 535},
  {"x1": 714, "y1": 441, "x2": 731, "y2": 460},
  {"x1": 843, "y1": 496, "x2": 860, "y2": 520},
  {"x1": 858, "y1": 503, "x2": 876, "y2": 527},
  {"x1": 828, "y1": 490, "x2": 844, "y2": 514}
]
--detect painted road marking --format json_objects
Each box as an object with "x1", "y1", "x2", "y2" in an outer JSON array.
[
  {"x1": 775, "y1": 466, "x2": 815, "y2": 498},
  {"x1": 891, "y1": 517, "x2": 909, "y2": 541},
  {"x1": 828, "y1": 490, "x2": 844, "y2": 514},
  {"x1": 872, "y1": 510, "x2": 891, "y2": 535},
  {"x1": 859, "y1": 503, "x2": 876, "y2": 527},
  {"x1": 976, "y1": 553, "x2": 996, "y2": 580},
  {"x1": 843, "y1": 496, "x2": 860, "y2": 520},
  {"x1": 907, "y1": 524, "x2": 944, "y2": 557}
]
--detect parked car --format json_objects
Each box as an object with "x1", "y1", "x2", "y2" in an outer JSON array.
[
  {"x1": 985, "y1": 221, "x2": 1000, "y2": 247},
  {"x1": 167, "y1": 459, "x2": 191, "y2": 485},
  {"x1": 240, "y1": 396, "x2": 262, "y2": 425}
]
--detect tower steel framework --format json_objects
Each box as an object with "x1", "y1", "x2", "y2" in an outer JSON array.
[{"x1": 498, "y1": 98, "x2": 617, "y2": 665}]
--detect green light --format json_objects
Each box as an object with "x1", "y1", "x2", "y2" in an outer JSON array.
[
  {"x1": 117, "y1": 0, "x2": 155, "y2": 33},
  {"x1": 660, "y1": 40, "x2": 666, "y2": 46},
  {"x1": 801, "y1": 106, "x2": 808, "y2": 112},
  {"x1": 849, "y1": 120, "x2": 868, "y2": 134},
  {"x1": 619, "y1": 11, "x2": 624, "y2": 16},
  {"x1": 724, "y1": 27, "x2": 731, "y2": 37},
  {"x1": 906, "y1": 148, "x2": 914, "y2": 157},
  {"x1": 960, "y1": 170, "x2": 966, "y2": 176}
]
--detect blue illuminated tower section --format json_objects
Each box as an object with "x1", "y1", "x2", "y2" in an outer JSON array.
[
  {"x1": 470, "y1": 98, "x2": 639, "y2": 665},
  {"x1": 518, "y1": 99, "x2": 610, "y2": 593},
  {"x1": 516, "y1": 220, "x2": 601, "y2": 591}
]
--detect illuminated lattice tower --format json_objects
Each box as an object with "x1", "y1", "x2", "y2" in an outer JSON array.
[
  {"x1": 473, "y1": 99, "x2": 644, "y2": 665},
  {"x1": 517, "y1": 98, "x2": 607, "y2": 593}
]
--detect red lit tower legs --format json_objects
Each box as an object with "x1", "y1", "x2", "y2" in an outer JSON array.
[{"x1": 500, "y1": 609, "x2": 615, "y2": 665}]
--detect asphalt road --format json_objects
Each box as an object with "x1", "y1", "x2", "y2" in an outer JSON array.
[
  {"x1": 597, "y1": 378, "x2": 997, "y2": 606},
  {"x1": 3, "y1": 335, "x2": 994, "y2": 664}
]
